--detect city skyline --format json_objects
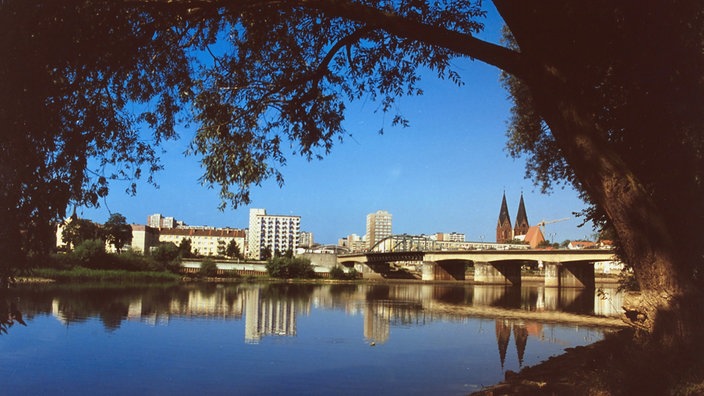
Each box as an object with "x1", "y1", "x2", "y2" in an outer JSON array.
[{"x1": 76, "y1": 3, "x2": 596, "y2": 245}]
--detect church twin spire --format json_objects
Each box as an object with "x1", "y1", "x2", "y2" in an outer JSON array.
[
  {"x1": 514, "y1": 194, "x2": 530, "y2": 237},
  {"x1": 496, "y1": 192, "x2": 530, "y2": 243}
]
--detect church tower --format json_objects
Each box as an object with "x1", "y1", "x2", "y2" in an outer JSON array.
[
  {"x1": 514, "y1": 193, "x2": 530, "y2": 238},
  {"x1": 496, "y1": 193, "x2": 513, "y2": 243}
]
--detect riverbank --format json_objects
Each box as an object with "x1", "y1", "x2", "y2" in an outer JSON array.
[
  {"x1": 27, "y1": 267, "x2": 182, "y2": 283},
  {"x1": 472, "y1": 328, "x2": 704, "y2": 395}
]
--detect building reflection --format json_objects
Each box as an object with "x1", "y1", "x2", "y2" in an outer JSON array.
[
  {"x1": 244, "y1": 287, "x2": 309, "y2": 344},
  {"x1": 362, "y1": 299, "x2": 427, "y2": 344},
  {"x1": 31, "y1": 282, "x2": 622, "y2": 364}
]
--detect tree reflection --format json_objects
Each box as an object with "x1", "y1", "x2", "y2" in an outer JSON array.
[
  {"x1": 0, "y1": 296, "x2": 26, "y2": 334},
  {"x1": 4, "y1": 283, "x2": 621, "y2": 348}
]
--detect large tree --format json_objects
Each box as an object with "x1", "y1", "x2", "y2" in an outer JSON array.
[
  {"x1": 61, "y1": 217, "x2": 102, "y2": 250},
  {"x1": 1, "y1": 0, "x2": 702, "y2": 345},
  {"x1": 103, "y1": 213, "x2": 132, "y2": 253},
  {"x1": 0, "y1": 0, "x2": 192, "y2": 284}
]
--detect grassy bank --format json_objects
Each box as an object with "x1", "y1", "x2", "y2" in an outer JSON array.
[{"x1": 32, "y1": 267, "x2": 181, "y2": 283}]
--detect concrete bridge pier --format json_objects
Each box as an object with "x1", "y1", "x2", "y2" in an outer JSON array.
[
  {"x1": 473, "y1": 261, "x2": 521, "y2": 286},
  {"x1": 544, "y1": 261, "x2": 595, "y2": 288},
  {"x1": 421, "y1": 261, "x2": 465, "y2": 281}
]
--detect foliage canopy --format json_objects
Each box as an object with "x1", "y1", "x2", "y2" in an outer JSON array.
[
  {"x1": 266, "y1": 256, "x2": 316, "y2": 279},
  {"x1": 102, "y1": 213, "x2": 133, "y2": 253}
]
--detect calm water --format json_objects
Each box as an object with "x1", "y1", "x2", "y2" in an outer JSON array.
[{"x1": 1, "y1": 282, "x2": 623, "y2": 395}]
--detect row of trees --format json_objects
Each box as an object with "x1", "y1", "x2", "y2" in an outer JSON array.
[
  {"x1": 264, "y1": 256, "x2": 359, "y2": 280},
  {"x1": 61, "y1": 213, "x2": 132, "y2": 253}
]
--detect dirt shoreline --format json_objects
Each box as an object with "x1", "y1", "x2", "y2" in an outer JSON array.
[{"x1": 470, "y1": 328, "x2": 704, "y2": 395}]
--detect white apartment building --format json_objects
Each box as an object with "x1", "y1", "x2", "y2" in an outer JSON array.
[
  {"x1": 366, "y1": 210, "x2": 392, "y2": 250},
  {"x1": 248, "y1": 208, "x2": 301, "y2": 259},
  {"x1": 147, "y1": 213, "x2": 177, "y2": 229},
  {"x1": 299, "y1": 231, "x2": 314, "y2": 248}
]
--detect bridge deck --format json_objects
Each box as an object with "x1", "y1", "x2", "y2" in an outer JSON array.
[{"x1": 338, "y1": 249, "x2": 616, "y2": 264}]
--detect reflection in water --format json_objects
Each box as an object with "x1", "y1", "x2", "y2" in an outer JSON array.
[
  {"x1": 3, "y1": 283, "x2": 625, "y2": 395},
  {"x1": 9, "y1": 283, "x2": 623, "y2": 365},
  {"x1": 20, "y1": 284, "x2": 625, "y2": 333},
  {"x1": 0, "y1": 295, "x2": 26, "y2": 334},
  {"x1": 495, "y1": 319, "x2": 538, "y2": 368},
  {"x1": 244, "y1": 286, "x2": 312, "y2": 344},
  {"x1": 513, "y1": 322, "x2": 528, "y2": 366}
]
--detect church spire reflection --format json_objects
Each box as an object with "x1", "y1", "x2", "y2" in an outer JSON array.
[
  {"x1": 495, "y1": 320, "x2": 511, "y2": 369},
  {"x1": 513, "y1": 322, "x2": 528, "y2": 367},
  {"x1": 495, "y1": 319, "x2": 531, "y2": 369}
]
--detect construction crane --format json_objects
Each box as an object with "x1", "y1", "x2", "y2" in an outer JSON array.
[{"x1": 536, "y1": 217, "x2": 570, "y2": 232}]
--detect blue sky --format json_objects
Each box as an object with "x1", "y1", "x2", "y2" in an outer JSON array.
[{"x1": 78, "y1": 3, "x2": 597, "y2": 244}]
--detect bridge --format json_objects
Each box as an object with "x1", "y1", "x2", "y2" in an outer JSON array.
[{"x1": 337, "y1": 249, "x2": 618, "y2": 288}]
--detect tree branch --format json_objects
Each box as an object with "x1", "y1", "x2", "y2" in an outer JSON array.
[
  {"x1": 125, "y1": 0, "x2": 532, "y2": 81},
  {"x1": 300, "y1": 0, "x2": 531, "y2": 80}
]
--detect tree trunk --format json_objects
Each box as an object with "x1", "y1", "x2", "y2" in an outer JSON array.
[
  {"x1": 527, "y1": 79, "x2": 702, "y2": 347},
  {"x1": 493, "y1": 0, "x2": 704, "y2": 349}
]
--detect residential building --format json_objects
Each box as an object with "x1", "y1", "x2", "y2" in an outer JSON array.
[
  {"x1": 248, "y1": 208, "x2": 301, "y2": 259},
  {"x1": 338, "y1": 234, "x2": 366, "y2": 253},
  {"x1": 161, "y1": 216, "x2": 176, "y2": 229},
  {"x1": 299, "y1": 231, "x2": 314, "y2": 248},
  {"x1": 128, "y1": 225, "x2": 160, "y2": 254},
  {"x1": 435, "y1": 232, "x2": 466, "y2": 242},
  {"x1": 159, "y1": 227, "x2": 246, "y2": 257},
  {"x1": 147, "y1": 213, "x2": 177, "y2": 229},
  {"x1": 366, "y1": 210, "x2": 392, "y2": 250}
]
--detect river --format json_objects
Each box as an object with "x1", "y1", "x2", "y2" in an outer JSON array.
[{"x1": 0, "y1": 282, "x2": 624, "y2": 395}]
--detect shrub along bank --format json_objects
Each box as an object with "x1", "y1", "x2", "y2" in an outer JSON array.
[
  {"x1": 265, "y1": 256, "x2": 317, "y2": 279},
  {"x1": 32, "y1": 239, "x2": 183, "y2": 283}
]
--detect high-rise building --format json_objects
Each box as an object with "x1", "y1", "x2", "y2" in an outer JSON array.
[
  {"x1": 248, "y1": 208, "x2": 301, "y2": 259},
  {"x1": 161, "y1": 216, "x2": 176, "y2": 229},
  {"x1": 147, "y1": 213, "x2": 163, "y2": 228},
  {"x1": 147, "y1": 213, "x2": 177, "y2": 229},
  {"x1": 366, "y1": 210, "x2": 392, "y2": 250},
  {"x1": 299, "y1": 231, "x2": 314, "y2": 248}
]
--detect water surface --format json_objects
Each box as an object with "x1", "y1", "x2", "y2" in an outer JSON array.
[{"x1": 0, "y1": 282, "x2": 623, "y2": 395}]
